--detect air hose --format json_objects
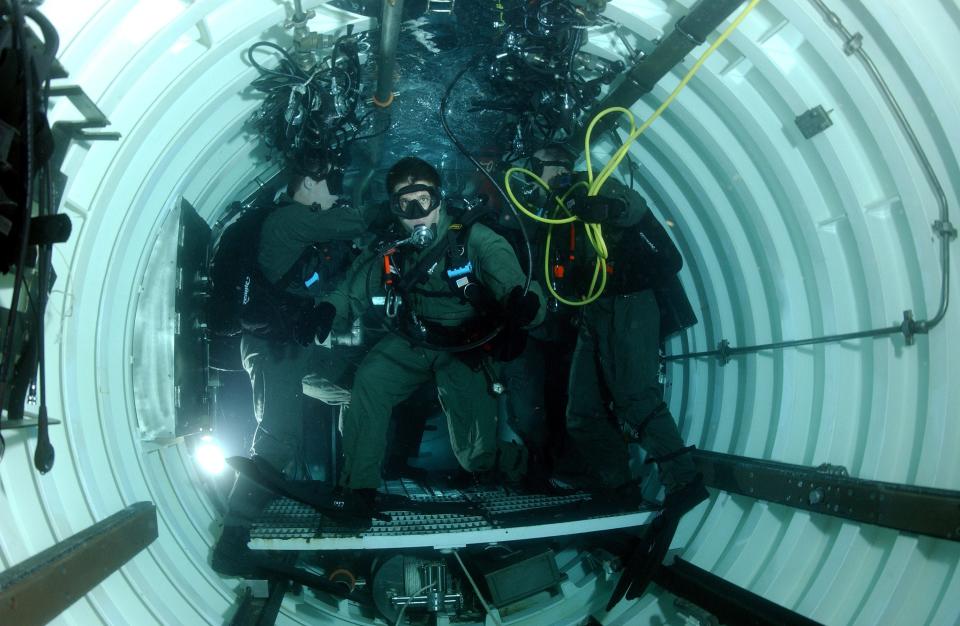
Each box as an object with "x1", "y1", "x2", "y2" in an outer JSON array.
[
  {"x1": 503, "y1": 171, "x2": 609, "y2": 305},
  {"x1": 505, "y1": 0, "x2": 762, "y2": 306}
]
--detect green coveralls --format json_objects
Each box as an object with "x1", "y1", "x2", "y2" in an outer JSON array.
[
  {"x1": 560, "y1": 175, "x2": 698, "y2": 493},
  {"x1": 325, "y1": 208, "x2": 545, "y2": 490},
  {"x1": 240, "y1": 197, "x2": 366, "y2": 477}
]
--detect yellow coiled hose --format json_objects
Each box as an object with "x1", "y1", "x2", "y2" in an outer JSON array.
[{"x1": 505, "y1": 0, "x2": 762, "y2": 306}]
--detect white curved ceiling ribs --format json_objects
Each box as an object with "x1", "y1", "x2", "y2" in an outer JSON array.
[{"x1": 0, "y1": 0, "x2": 956, "y2": 624}]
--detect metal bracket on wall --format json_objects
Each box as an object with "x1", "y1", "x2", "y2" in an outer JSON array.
[
  {"x1": 654, "y1": 555, "x2": 823, "y2": 626},
  {"x1": 933, "y1": 218, "x2": 957, "y2": 240},
  {"x1": 716, "y1": 339, "x2": 731, "y2": 365},
  {"x1": 48, "y1": 84, "x2": 121, "y2": 205},
  {"x1": 795, "y1": 104, "x2": 833, "y2": 139},
  {"x1": 48, "y1": 85, "x2": 117, "y2": 135},
  {"x1": 693, "y1": 450, "x2": 960, "y2": 542}
]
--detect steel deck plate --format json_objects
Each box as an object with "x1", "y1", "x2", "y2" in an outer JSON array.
[{"x1": 248, "y1": 479, "x2": 657, "y2": 550}]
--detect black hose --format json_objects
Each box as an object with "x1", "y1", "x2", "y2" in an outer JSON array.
[
  {"x1": 246, "y1": 41, "x2": 303, "y2": 80},
  {"x1": 34, "y1": 162, "x2": 54, "y2": 473},
  {"x1": 0, "y1": 1, "x2": 36, "y2": 418},
  {"x1": 24, "y1": 5, "x2": 59, "y2": 71},
  {"x1": 665, "y1": 1, "x2": 954, "y2": 363},
  {"x1": 439, "y1": 52, "x2": 534, "y2": 294}
]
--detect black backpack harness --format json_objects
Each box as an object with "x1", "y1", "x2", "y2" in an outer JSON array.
[
  {"x1": 373, "y1": 206, "x2": 502, "y2": 352},
  {"x1": 207, "y1": 203, "x2": 350, "y2": 343}
]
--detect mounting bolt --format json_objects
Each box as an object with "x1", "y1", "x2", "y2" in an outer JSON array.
[{"x1": 808, "y1": 488, "x2": 824, "y2": 505}]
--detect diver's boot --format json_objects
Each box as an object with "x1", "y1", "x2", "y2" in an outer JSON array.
[
  {"x1": 211, "y1": 526, "x2": 266, "y2": 578},
  {"x1": 330, "y1": 486, "x2": 379, "y2": 526},
  {"x1": 661, "y1": 473, "x2": 709, "y2": 520},
  {"x1": 592, "y1": 481, "x2": 646, "y2": 511},
  {"x1": 607, "y1": 476, "x2": 710, "y2": 609}
]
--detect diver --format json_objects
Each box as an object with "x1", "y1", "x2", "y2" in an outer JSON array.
[
  {"x1": 211, "y1": 162, "x2": 367, "y2": 576},
  {"x1": 528, "y1": 144, "x2": 708, "y2": 510},
  {"x1": 311, "y1": 156, "x2": 545, "y2": 518},
  {"x1": 525, "y1": 144, "x2": 709, "y2": 602}
]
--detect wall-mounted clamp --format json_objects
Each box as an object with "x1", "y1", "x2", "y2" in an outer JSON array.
[
  {"x1": 900, "y1": 310, "x2": 917, "y2": 345},
  {"x1": 933, "y1": 219, "x2": 957, "y2": 240},
  {"x1": 842, "y1": 31, "x2": 863, "y2": 56},
  {"x1": 716, "y1": 339, "x2": 731, "y2": 366}
]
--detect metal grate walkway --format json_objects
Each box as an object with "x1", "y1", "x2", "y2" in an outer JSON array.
[{"x1": 249, "y1": 479, "x2": 657, "y2": 551}]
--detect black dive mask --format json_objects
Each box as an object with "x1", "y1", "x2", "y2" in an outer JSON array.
[
  {"x1": 528, "y1": 155, "x2": 572, "y2": 179},
  {"x1": 390, "y1": 183, "x2": 442, "y2": 219}
]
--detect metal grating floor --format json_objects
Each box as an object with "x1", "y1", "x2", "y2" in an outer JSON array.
[{"x1": 249, "y1": 479, "x2": 657, "y2": 551}]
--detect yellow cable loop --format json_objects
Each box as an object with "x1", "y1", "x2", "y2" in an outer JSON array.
[
  {"x1": 504, "y1": 167, "x2": 609, "y2": 304},
  {"x1": 583, "y1": 106, "x2": 636, "y2": 187},
  {"x1": 544, "y1": 212, "x2": 608, "y2": 307},
  {"x1": 509, "y1": 0, "x2": 762, "y2": 306},
  {"x1": 504, "y1": 167, "x2": 580, "y2": 224},
  {"x1": 589, "y1": 0, "x2": 762, "y2": 196}
]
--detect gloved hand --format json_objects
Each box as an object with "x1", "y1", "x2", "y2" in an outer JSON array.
[
  {"x1": 566, "y1": 195, "x2": 626, "y2": 223},
  {"x1": 293, "y1": 302, "x2": 336, "y2": 347},
  {"x1": 504, "y1": 286, "x2": 540, "y2": 328},
  {"x1": 492, "y1": 325, "x2": 528, "y2": 362}
]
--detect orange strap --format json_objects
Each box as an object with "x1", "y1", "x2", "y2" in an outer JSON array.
[{"x1": 382, "y1": 255, "x2": 393, "y2": 285}]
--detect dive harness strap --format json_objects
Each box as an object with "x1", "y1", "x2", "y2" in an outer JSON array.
[
  {"x1": 644, "y1": 445, "x2": 697, "y2": 466},
  {"x1": 391, "y1": 205, "x2": 495, "y2": 310},
  {"x1": 374, "y1": 207, "x2": 510, "y2": 353},
  {"x1": 622, "y1": 401, "x2": 669, "y2": 442}
]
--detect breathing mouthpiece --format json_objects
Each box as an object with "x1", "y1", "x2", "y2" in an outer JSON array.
[{"x1": 410, "y1": 224, "x2": 435, "y2": 249}]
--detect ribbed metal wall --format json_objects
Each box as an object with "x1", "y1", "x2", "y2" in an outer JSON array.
[{"x1": 0, "y1": 0, "x2": 956, "y2": 624}]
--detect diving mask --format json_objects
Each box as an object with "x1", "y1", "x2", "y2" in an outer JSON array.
[{"x1": 390, "y1": 183, "x2": 442, "y2": 219}]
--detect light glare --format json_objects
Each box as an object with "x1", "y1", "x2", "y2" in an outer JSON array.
[{"x1": 195, "y1": 437, "x2": 226, "y2": 474}]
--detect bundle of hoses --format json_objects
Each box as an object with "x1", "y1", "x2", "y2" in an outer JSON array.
[
  {"x1": 505, "y1": 0, "x2": 762, "y2": 307},
  {"x1": 246, "y1": 36, "x2": 371, "y2": 171}
]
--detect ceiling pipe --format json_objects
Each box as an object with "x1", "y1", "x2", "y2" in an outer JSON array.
[{"x1": 373, "y1": 0, "x2": 404, "y2": 108}]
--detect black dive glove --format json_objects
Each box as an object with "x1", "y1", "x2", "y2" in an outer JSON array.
[
  {"x1": 567, "y1": 195, "x2": 626, "y2": 223},
  {"x1": 490, "y1": 287, "x2": 540, "y2": 362},
  {"x1": 493, "y1": 326, "x2": 528, "y2": 362},
  {"x1": 504, "y1": 286, "x2": 540, "y2": 328},
  {"x1": 293, "y1": 302, "x2": 336, "y2": 347}
]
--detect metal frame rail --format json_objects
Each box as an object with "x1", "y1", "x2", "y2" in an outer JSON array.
[
  {"x1": 0, "y1": 502, "x2": 158, "y2": 624},
  {"x1": 693, "y1": 450, "x2": 960, "y2": 542}
]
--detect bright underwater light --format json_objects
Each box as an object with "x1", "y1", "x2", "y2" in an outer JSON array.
[{"x1": 195, "y1": 436, "x2": 226, "y2": 475}]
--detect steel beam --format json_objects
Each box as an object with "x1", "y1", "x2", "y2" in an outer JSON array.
[
  {"x1": 0, "y1": 502, "x2": 158, "y2": 624},
  {"x1": 693, "y1": 450, "x2": 960, "y2": 542},
  {"x1": 570, "y1": 0, "x2": 746, "y2": 147},
  {"x1": 654, "y1": 556, "x2": 822, "y2": 626}
]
